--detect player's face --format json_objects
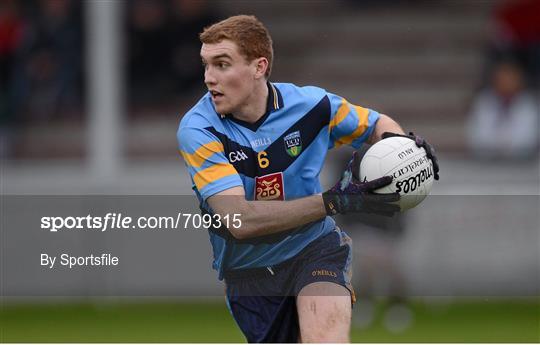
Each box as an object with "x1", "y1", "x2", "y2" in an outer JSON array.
[{"x1": 201, "y1": 40, "x2": 258, "y2": 115}]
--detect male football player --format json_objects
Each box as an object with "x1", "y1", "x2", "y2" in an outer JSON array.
[{"x1": 177, "y1": 15, "x2": 439, "y2": 343}]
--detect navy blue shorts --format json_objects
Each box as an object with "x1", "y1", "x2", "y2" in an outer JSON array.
[{"x1": 224, "y1": 228, "x2": 354, "y2": 343}]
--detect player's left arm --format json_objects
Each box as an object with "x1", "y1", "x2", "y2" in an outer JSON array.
[
  {"x1": 326, "y1": 92, "x2": 439, "y2": 180},
  {"x1": 366, "y1": 114, "x2": 405, "y2": 144}
]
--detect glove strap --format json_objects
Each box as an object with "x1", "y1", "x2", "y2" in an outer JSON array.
[{"x1": 322, "y1": 192, "x2": 341, "y2": 216}]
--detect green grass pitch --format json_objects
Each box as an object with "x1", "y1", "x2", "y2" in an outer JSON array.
[{"x1": 1, "y1": 299, "x2": 538, "y2": 342}]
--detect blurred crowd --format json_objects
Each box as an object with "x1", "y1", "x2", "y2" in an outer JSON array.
[
  {"x1": 0, "y1": 0, "x2": 215, "y2": 124},
  {"x1": 0, "y1": 0, "x2": 216, "y2": 158},
  {"x1": 0, "y1": 0, "x2": 538, "y2": 160},
  {"x1": 127, "y1": 0, "x2": 217, "y2": 110},
  {"x1": 467, "y1": 0, "x2": 540, "y2": 160},
  {"x1": 1, "y1": 0, "x2": 83, "y2": 127}
]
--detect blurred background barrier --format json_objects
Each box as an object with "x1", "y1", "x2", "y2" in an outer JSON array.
[{"x1": 1, "y1": 0, "x2": 539, "y2": 342}]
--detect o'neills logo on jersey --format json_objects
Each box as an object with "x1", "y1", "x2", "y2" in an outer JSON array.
[
  {"x1": 284, "y1": 131, "x2": 302, "y2": 157},
  {"x1": 250, "y1": 137, "x2": 271, "y2": 148},
  {"x1": 255, "y1": 172, "x2": 285, "y2": 201}
]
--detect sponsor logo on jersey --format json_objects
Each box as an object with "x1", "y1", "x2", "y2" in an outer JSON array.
[
  {"x1": 228, "y1": 150, "x2": 248, "y2": 163},
  {"x1": 284, "y1": 130, "x2": 302, "y2": 157},
  {"x1": 250, "y1": 137, "x2": 272, "y2": 149},
  {"x1": 255, "y1": 172, "x2": 284, "y2": 201}
]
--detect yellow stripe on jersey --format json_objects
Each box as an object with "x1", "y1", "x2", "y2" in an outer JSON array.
[
  {"x1": 271, "y1": 83, "x2": 279, "y2": 110},
  {"x1": 193, "y1": 162, "x2": 238, "y2": 190},
  {"x1": 179, "y1": 141, "x2": 224, "y2": 168},
  {"x1": 334, "y1": 105, "x2": 370, "y2": 148},
  {"x1": 328, "y1": 98, "x2": 350, "y2": 133}
]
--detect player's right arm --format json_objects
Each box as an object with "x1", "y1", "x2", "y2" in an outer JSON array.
[
  {"x1": 209, "y1": 171, "x2": 399, "y2": 239},
  {"x1": 207, "y1": 187, "x2": 327, "y2": 240}
]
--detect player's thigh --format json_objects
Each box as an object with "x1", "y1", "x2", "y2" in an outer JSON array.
[{"x1": 297, "y1": 281, "x2": 352, "y2": 343}]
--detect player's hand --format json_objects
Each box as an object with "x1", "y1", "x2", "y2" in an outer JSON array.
[
  {"x1": 382, "y1": 132, "x2": 440, "y2": 180},
  {"x1": 322, "y1": 152, "x2": 400, "y2": 217}
]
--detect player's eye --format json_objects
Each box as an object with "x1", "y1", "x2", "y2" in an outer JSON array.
[{"x1": 217, "y1": 62, "x2": 229, "y2": 69}]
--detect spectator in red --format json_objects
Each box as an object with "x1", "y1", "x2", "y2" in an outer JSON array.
[{"x1": 491, "y1": 0, "x2": 540, "y2": 87}]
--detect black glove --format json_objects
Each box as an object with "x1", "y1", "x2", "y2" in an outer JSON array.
[
  {"x1": 382, "y1": 132, "x2": 440, "y2": 180},
  {"x1": 322, "y1": 152, "x2": 400, "y2": 217}
]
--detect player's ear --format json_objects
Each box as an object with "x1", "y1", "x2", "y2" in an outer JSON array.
[{"x1": 254, "y1": 57, "x2": 268, "y2": 79}]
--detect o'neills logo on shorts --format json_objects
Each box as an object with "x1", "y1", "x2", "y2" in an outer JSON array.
[
  {"x1": 255, "y1": 172, "x2": 284, "y2": 201},
  {"x1": 312, "y1": 269, "x2": 337, "y2": 278}
]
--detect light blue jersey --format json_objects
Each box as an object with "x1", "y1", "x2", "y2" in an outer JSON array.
[{"x1": 178, "y1": 82, "x2": 380, "y2": 277}]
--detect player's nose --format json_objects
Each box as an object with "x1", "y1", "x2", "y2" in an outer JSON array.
[{"x1": 204, "y1": 68, "x2": 217, "y2": 86}]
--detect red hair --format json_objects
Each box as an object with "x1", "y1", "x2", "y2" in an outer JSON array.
[{"x1": 200, "y1": 15, "x2": 273, "y2": 78}]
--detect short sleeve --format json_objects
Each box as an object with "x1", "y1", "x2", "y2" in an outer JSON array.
[
  {"x1": 177, "y1": 126, "x2": 243, "y2": 200},
  {"x1": 327, "y1": 92, "x2": 380, "y2": 149}
]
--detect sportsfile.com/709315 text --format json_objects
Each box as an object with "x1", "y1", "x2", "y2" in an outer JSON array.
[{"x1": 40, "y1": 213, "x2": 242, "y2": 232}]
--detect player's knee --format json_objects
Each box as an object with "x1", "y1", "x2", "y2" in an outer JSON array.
[{"x1": 300, "y1": 300, "x2": 351, "y2": 343}]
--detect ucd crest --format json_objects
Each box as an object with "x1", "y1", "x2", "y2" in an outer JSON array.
[{"x1": 284, "y1": 131, "x2": 302, "y2": 157}]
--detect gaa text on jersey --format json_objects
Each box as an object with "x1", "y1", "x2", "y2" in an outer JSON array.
[{"x1": 228, "y1": 149, "x2": 248, "y2": 163}]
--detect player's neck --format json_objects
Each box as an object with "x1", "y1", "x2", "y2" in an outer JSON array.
[{"x1": 231, "y1": 81, "x2": 269, "y2": 124}]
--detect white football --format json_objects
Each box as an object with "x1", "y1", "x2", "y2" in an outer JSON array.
[{"x1": 360, "y1": 136, "x2": 434, "y2": 211}]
